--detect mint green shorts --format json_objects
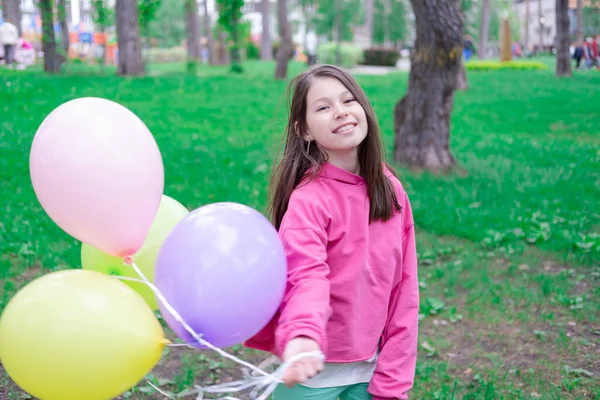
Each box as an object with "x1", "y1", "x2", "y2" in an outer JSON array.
[{"x1": 272, "y1": 383, "x2": 372, "y2": 400}]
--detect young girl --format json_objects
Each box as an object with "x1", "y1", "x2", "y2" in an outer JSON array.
[{"x1": 244, "y1": 64, "x2": 419, "y2": 400}]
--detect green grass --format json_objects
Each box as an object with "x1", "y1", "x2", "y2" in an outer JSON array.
[{"x1": 1, "y1": 60, "x2": 599, "y2": 399}]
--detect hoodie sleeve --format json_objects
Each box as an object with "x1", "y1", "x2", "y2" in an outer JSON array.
[
  {"x1": 368, "y1": 188, "x2": 420, "y2": 400},
  {"x1": 274, "y1": 191, "x2": 332, "y2": 357}
]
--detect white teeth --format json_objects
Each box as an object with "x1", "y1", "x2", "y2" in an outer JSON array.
[{"x1": 334, "y1": 124, "x2": 354, "y2": 134}]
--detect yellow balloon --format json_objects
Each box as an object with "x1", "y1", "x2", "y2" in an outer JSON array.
[
  {"x1": 0, "y1": 269, "x2": 167, "y2": 400},
  {"x1": 82, "y1": 195, "x2": 189, "y2": 310}
]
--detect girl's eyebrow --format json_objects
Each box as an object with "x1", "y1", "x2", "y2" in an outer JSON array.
[{"x1": 311, "y1": 90, "x2": 351, "y2": 105}]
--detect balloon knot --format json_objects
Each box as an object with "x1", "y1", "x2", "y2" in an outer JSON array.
[{"x1": 123, "y1": 256, "x2": 133, "y2": 265}]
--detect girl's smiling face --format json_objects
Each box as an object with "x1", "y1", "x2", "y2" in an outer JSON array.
[{"x1": 303, "y1": 77, "x2": 368, "y2": 164}]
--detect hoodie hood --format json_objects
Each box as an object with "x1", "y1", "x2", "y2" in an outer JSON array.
[{"x1": 320, "y1": 162, "x2": 365, "y2": 185}]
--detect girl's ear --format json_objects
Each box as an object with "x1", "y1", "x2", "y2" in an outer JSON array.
[
  {"x1": 293, "y1": 121, "x2": 301, "y2": 136},
  {"x1": 294, "y1": 121, "x2": 313, "y2": 142}
]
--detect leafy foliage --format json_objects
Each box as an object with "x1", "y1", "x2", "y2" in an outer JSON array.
[
  {"x1": 373, "y1": 0, "x2": 407, "y2": 45},
  {"x1": 216, "y1": 0, "x2": 244, "y2": 73},
  {"x1": 317, "y1": 42, "x2": 363, "y2": 68},
  {"x1": 147, "y1": 0, "x2": 186, "y2": 48},
  {"x1": 314, "y1": 0, "x2": 361, "y2": 42},
  {"x1": 91, "y1": 0, "x2": 115, "y2": 32},
  {"x1": 362, "y1": 47, "x2": 400, "y2": 66},
  {"x1": 138, "y1": 0, "x2": 162, "y2": 42},
  {"x1": 216, "y1": 0, "x2": 244, "y2": 33}
]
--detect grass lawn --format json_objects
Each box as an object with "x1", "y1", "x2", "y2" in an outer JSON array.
[{"x1": 0, "y1": 60, "x2": 599, "y2": 399}]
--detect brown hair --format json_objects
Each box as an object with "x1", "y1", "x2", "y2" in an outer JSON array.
[{"x1": 268, "y1": 64, "x2": 401, "y2": 230}]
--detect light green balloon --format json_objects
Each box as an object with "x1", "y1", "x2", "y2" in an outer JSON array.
[{"x1": 81, "y1": 195, "x2": 189, "y2": 310}]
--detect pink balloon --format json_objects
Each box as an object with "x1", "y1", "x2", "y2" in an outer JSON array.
[{"x1": 30, "y1": 97, "x2": 164, "y2": 257}]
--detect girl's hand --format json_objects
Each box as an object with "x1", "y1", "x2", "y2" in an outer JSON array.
[{"x1": 281, "y1": 336, "x2": 325, "y2": 388}]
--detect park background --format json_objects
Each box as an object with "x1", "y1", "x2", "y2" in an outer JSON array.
[{"x1": 0, "y1": 0, "x2": 599, "y2": 399}]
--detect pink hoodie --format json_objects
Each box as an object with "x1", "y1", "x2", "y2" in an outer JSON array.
[{"x1": 244, "y1": 162, "x2": 419, "y2": 399}]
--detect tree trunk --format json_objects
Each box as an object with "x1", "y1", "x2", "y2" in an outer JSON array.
[
  {"x1": 217, "y1": 28, "x2": 230, "y2": 64},
  {"x1": 538, "y1": 0, "x2": 543, "y2": 50},
  {"x1": 500, "y1": 17, "x2": 512, "y2": 61},
  {"x1": 365, "y1": 0, "x2": 373, "y2": 47},
  {"x1": 186, "y1": 0, "x2": 202, "y2": 70},
  {"x1": 2, "y1": 0, "x2": 22, "y2": 36},
  {"x1": 57, "y1": 0, "x2": 70, "y2": 61},
  {"x1": 555, "y1": 0, "x2": 572, "y2": 77},
  {"x1": 260, "y1": 0, "x2": 272, "y2": 60},
  {"x1": 39, "y1": 0, "x2": 61, "y2": 73},
  {"x1": 393, "y1": 0, "x2": 462, "y2": 170},
  {"x1": 202, "y1": 0, "x2": 215, "y2": 64},
  {"x1": 275, "y1": 0, "x2": 293, "y2": 79},
  {"x1": 116, "y1": 0, "x2": 145, "y2": 76},
  {"x1": 230, "y1": 5, "x2": 242, "y2": 72},
  {"x1": 478, "y1": 0, "x2": 490, "y2": 59},
  {"x1": 101, "y1": 27, "x2": 108, "y2": 66},
  {"x1": 575, "y1": 0, "x2": 583, "y2": 44},
  {"x1": 456, "y1": 0, "x2": 468, "y2": 91},
  {"x1": 524, "y1": 0, "x2": 530, "y2": 49},
  {"x1": 457, "y1": 59, "x2": 468, "y2": 90},
  {"x1": 335, "y1": 0, "x2": 342, "y2": 65},
  {"x1": 383, "y1": 0, "x2": 391, "y2": 46},
  {"x1": 16, "y1": 0, "x2": 22, "y2": 36}
]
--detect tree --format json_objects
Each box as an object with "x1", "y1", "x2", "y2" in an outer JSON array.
[
  {"x1": 1, "y1": 0, "x2": 22, "y2": 36},
  {"x1": 314, "y1": 0, "x2": 360, "y2": 42},
  {"x1": 216, "y1": 0, "x2": 244, "y2": 72},
  {"x1": 461, "y1": 0, "x2": 520, "y2": 56},
  {"x1": 365, "y1": 0, "x2": 374, "y2": 47},
  {"x1": 393, "y1": 0, "x2": 463, "y2": 170},
  {"x1": 555, "y1": 0, "x2": 571, "y2": 77},
  {"x1": 116, "y1": 0, "x2": 145, "y2": 76},
  {"x1": 582, "y1": 0, "x2": 600, "y2": 37},
  {"x1": 138, "y1": 0, "x2": 161, "y2": 65},
  {"x1": 575, "y1": 0, "x2": 583, "y2": 44},
  {"x1": 274, "y1": 0, "x2": 293, "y2": 79},
  {"x1": 478, "y1": 0, "x2": 490, "y2": 59},
  {"x1": 483, "y1": 0, "x2": 521, "y2": 44},
  {"x1": 203, "y1": 0, "x2": 215, "y2": 64},
  {"x1": 500, "y1": 16, "x2": 512, "y2": 61},
  {"x1": 91, "y1": 0, "x2": 115, "y2": 64},
  {"x1": 39, "y1": 0, "x2": 62, "y2": 73},
  {"x1": 145, "y1": 0, "x2": 185, "y2": 48},
  {"x1": 302, "y1": 0, "x2": 319, "y2": 66},
  {"x1": 260, "y1": 0, "x2": 272, "y2": 60},
  {"x1": 186, "y1": 0, "x2": 201, "y2": 72},
  {"x1": 216, "y1": 27, "x2": 230, "y2": 64},
  {"x1": 334, "y1": 0, "x2": 342, "y2": 64},
  {"x1": 373, "y1": 0, "x2": 407, "y2": 46},
  {"x1": 456, "y1": 57, "x2": 468, "y2": 91},
  {"x1": 57, "y1": 0, "x2": 70, "y2": 62},
  {"x1": 457, "y1": 0, "x2": 470, "y2": 91},
  {"x1": 460, "y1": 0, "x2": 477, "y2": 41},
  {"x1": 524, "y1": 0, "x2": 530, "y2": 48},
  {"x1": 538, "y1": 0, "x2": 543, "y2": 49},
  {"x1": 216, "y1": 0, "x2": 244, "y2": 73},
  {"x1": 92, "y1": 1, "x2": 115, "y2": 30}
]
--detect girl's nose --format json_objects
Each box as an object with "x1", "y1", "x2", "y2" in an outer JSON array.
[{"x1": 334, "y1": 104, "x2": 349, "y2": 119}]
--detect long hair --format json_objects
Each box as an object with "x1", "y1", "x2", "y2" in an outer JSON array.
[{"x1": 268, "y1": 64, "x2": 401, "y2": 230}]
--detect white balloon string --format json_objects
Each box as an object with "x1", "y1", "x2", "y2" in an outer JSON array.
[
  {"x1": 118, "y1": 259, "x2": 325, "y2": 399},
  {"x1": 145, "y1": 380, "x2": 176, "y2": 399},
  {"x1": 180, "y1": 351, "x2": 324, "y2": 400}
]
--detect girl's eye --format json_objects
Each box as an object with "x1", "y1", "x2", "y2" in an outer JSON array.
[
  {"x1": 345, "y1": 98, "x2": 356, "y2": 104},
  {"x1": 317, "y1": 106, "x2": 328, "y2": 112}
]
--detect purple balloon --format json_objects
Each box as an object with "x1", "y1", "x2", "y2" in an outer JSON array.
[{"x1": 154, "y1": 202, "x2": 287, "y2": 349}]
